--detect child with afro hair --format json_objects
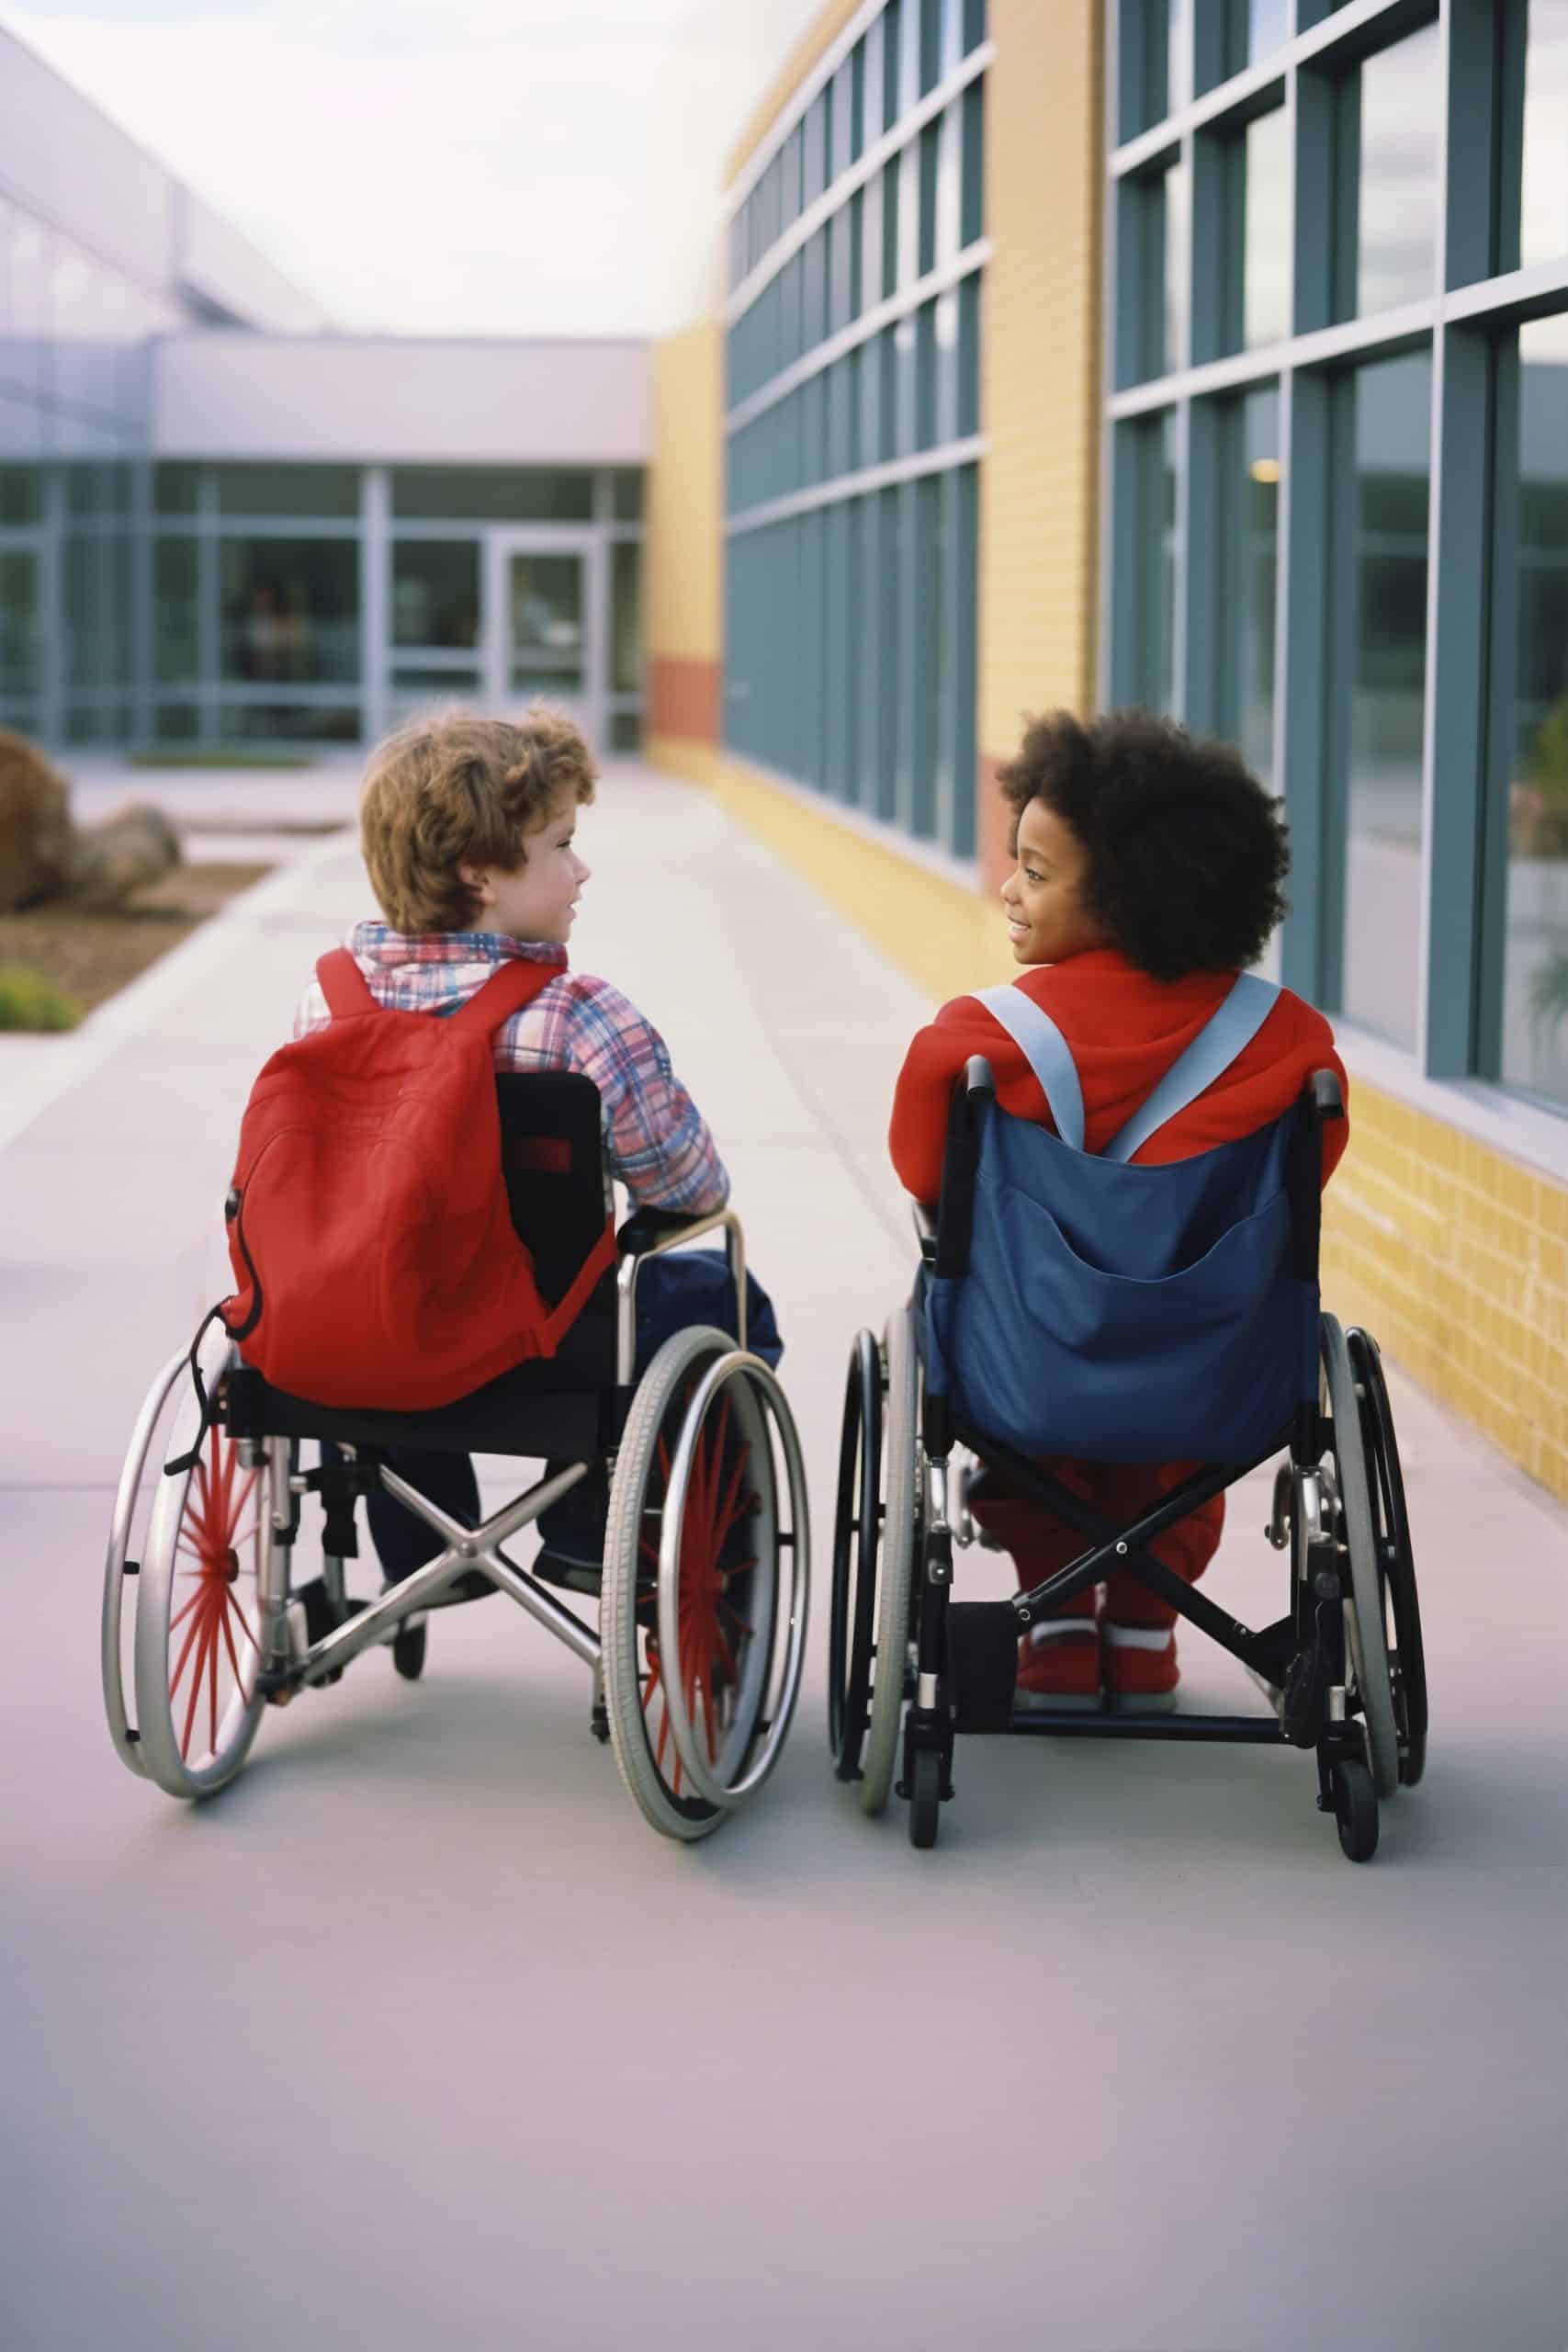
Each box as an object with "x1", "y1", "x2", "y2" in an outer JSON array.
[{"x1": 889, "y1": 709, "x2": 1348, "y2": 1711}]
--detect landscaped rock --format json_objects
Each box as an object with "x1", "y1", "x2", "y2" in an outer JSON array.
[
  {"x1": 66, "y1": 802, "x2": 182, "y2": 910},
  {"x1": 0, "y1": 729, "x2": 75, "y2": 912}
]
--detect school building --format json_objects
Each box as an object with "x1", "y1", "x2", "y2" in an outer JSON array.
[
  {"x1": 644, "y1": 0, "x2": 1568, "y2": 1501},
  {"x1": 3, "y1": 6, "x2": 1567, "y2": 1499}
]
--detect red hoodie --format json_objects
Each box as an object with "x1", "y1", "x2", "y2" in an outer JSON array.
[{"x1": 889, "y1": 947, "x2": 1349, "y2": 1204}]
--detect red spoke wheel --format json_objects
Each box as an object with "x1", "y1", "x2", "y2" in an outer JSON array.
[
  {"x1": 603, "y1": 1325, "x2": 807, "y2": 1840},
  {"x1": 130, "y1": 1331, "x2": 267, "y2": 1798}
]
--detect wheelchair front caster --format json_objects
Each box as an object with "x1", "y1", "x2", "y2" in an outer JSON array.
[
  {"x1": 1331, "y1": 1758, "x2": 1378, "y2": 1862},
  {"x1": 908, "y1": 1746, "x2": 943, "y2": 1849},
  {"x1": 392, "y1": 1617, "x2": 427, "y2": 1681}
]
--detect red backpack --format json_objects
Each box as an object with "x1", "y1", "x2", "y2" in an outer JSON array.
[{"x1": 220, "y1": 948, "x2": 615, "y2": 1409}]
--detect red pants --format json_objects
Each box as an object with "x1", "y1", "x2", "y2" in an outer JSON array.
[{"x1": 968, "y1": 1458, "x2": 1223, "y2": 1627}]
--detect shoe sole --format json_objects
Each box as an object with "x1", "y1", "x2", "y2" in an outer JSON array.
[{"x1": 1014, "y1": 1687, "x2": 1103, "y2": 1713}]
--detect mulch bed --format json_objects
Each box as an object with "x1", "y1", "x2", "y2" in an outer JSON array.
[{"x1": 0, "y1": 862, "x2": 273, "y2": 1017}]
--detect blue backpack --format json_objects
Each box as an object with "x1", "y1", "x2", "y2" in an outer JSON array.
[{"x1": 921, "y1": 974, "x2": 1322, "y2": 1464}]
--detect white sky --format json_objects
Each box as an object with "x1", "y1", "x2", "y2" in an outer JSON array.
[{"x1": 1, "y1": 0, "x2": 827, "y2": 334}]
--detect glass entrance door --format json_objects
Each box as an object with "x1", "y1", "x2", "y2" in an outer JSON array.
[
  {"x1": 0, "y1": 547, "x2": 41, "y2": 735},
  {"x1": 485, "y1": 532, "x2": 602, "y2": 747}
]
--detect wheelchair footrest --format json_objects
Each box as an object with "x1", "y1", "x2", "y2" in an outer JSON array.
[{"x1": 947, "y1": 1601, "x2": 1021, "y2": 1733}]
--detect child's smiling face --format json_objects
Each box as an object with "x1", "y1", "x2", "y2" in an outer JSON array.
[
  {"x1": 1000, "y1": 797, "x2": 1109, "y2": 965},
  {"x1": 460, "y1": 787, "x2": 590, "y2": 944}
]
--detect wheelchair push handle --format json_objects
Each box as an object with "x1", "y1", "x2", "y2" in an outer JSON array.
[{"x1": 1311, "y1": 1069, "x2": 1345, "y2": 1121}]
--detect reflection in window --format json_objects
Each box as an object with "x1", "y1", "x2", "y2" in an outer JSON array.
[
  {"x1": 219, "y1": 703, "x2": 361, "y2": 744},
  {"x1": 1337, "y1": 25, "x2": 1442, "y2": 321},
  {"x1": 1521, "y1": 0, "x2": 1568, "y2": 272},
  {"x1": 1242, "y1": 108, "x2": 1291, "y2": 348},
  {"x1": 1340, "y1": 350, "x2": 1431, "y2": 1051},
  {"x1": 1216, "y1": 385, "x2": 1279, "y2": 785},
  {"x1": 392, "y1": 541, "x2": 479, "y2": 650},
  {"x1": 0, "y1": 464, "x2": 42, "y2": 526},
  {"x1": 1219, "y1": 0, "x2": 1290, "y2": 77},
  {"x1": 220, "y1": 538, "x2": 360, "y2": 685},
  {"x1": 1496, "y1": 314, "x2": 1568, "y2": 1108}
]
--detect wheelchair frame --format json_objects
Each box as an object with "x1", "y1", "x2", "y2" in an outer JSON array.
[
  {"x1": 103, "y1": 1076, "x2": 810, "y2": 1843},
  {"x1": 829, "y1": 1059, "x2": 1427, "y2": 1859}
]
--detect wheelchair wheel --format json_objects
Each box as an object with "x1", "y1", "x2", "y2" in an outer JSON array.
[
  {"x1": 908, "y1": 1745, "x2": 942, "y2": 1851},
  {"x1": 114, "y1": 1326, "x2": 269, "y2": 1798},
  {"x1": 1320, "y1": 1316, "x2": 1400, "y2": 1801},
  {"x1": 1332, "y1": 1757, "x2": 1380, "y2": 1862},
  {"x1": 829, "y1": 1329, "x2": 882, "y2": 1779},
  {"x1": 602, "y1": 1325, "x2": 808, "y2": 1842},
  {"x1": 1348, "y1": 1327, "x2": 1427, "y2": 1788},
  {"x1": 857, "y1": 1304, "x2": 921, "y2": 1817}
]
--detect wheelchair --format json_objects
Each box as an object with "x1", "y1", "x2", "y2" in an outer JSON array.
[
  {"x1": 829, "y1": 1051, "x2": 1427, "y2": 1860},
  {"x1": 101, "y1": 1072, "x2": 810, "y2": 1842}
]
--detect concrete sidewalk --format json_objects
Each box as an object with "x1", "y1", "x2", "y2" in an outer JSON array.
[{"x1": 1, "y1": 761, "x2": 1564, "y2": 2352}]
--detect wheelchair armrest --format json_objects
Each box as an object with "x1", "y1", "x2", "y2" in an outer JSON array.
[
  {"x1": 613, "y1": 1204, "x2": 748, "y2": 1380},
  {"x1": 616, "y1": 1204, "x2": 710, "y2": 1254}
]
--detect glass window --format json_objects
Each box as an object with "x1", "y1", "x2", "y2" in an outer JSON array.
[
  {"x1": 0, "y1": 463, "x2": 41, "y2": 526},
  {"x1": 610, "y1": 710, "x2": 643, "y2": 753},
  {"x1": 219, "y1": 703, "x2": 361, "y2": 744},
  {"x1": 215, "y1": 465, "x2": 359, "y2": 519},
  {"x1": 1123, "y1": 406, "x2": 1179, "y2": 712},
  {"x1": 1168, "y1": 0, "x2": 1190, "y2": 114},
  {"x1": 155, "y1": 463, "x2": 201, "y2": 516},
  {"x1": 1338, "y1": 349, "x2": 1431, "y2": 1050},
  {"x1": 960, "y1": 81, "x2": 985, "y2": 248},
  {"x1": 390, "y1": 468, "x2": 593, "y2": 522},
  {"x1": 956, "y1": 274, "x2": 980, "y2": 436},
  {"x1": 1242, "y1": 107, "x2": 1291, "y2": 348},
  {"x1": 392, "y1": 541, "x2": 479, "y2": 650},
  {"x1": 611, "y1": 469, "x2": 644, "y2": 520},
  {"x1": 610, "y1": 541, "x2": 641, "y2": 696},
  {"x1": 919, "y1": 119, "x2": 942, "y2": 277},
  {"x1": 897, "y1": 141, "x2": 921, "y2": 288},
  {"x1": 1336, "y1": 25, "x2": 1442, "y2": 322},
  {"x1": 1215, "y1": 385, "x2": 1280, "y2": 783},
  {"x1": 1216, "y1": 0, "x2": 1291, "y2": 80},
  {"x1": 152, "y1": 704, "x2": 199, "y2": 743},
  {"x1": 1164, "y1": 157, "x2": 1190, "y2": 376},
  {"x1": 220, "y1": 538, "x2": 360, "y2": 685},
  {"x1": 1493, "y1": 312, "x2": 1568, "y2": 1108},
  {"x1": 803, "y1": 92, "x2": 828, "y2": 207},
  {"x1": 0, "y1": 548, "x2": 40, "y2": 708},
  {"x1": 831, "y1": 51, "x2": 858, "y2": 178},
  {"x1": 154, "y1": 537, "x2": 199, "y2": 683},
  {"x1": 863, "y1": 16, "x2": 886, "y2": 144},
  {"x1": 1122, "y1": 0, "x2": 1173, "y2": 138},
  {"x1": 1521, "y1": 0, "x2": 1568, "y2": 272}
]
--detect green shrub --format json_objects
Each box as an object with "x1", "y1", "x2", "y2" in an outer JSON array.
[{"x1": 0, "y1": 965, "x2": 84, "y2": 1031}]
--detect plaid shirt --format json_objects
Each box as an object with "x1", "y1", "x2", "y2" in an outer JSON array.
[{"x1": 293, "y1": 922, "x2": 729, "y2": 1214}]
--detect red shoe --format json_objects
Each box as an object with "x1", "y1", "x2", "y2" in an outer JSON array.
[
  {"x1": 1016, "y1": 1620, "x2": 1102, "y2": 1712},
  {"x1": 1103, "y1": 1622, "x2": 1179, "y2": 1712}
]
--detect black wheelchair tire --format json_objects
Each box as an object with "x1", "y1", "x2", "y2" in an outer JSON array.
[
  {"x1": 829, "y1": 1330, "x2": 882, "y2": 1779},
  {"x1": 908, "y1": 1745, "x2": 942, "y2": 1851},
  {"x1": 1332, "y1": 1757, "x2": 1379, "y2": 1863},
  {"x1": 392, "y1": 1618, "x2": 427, "y2": 1682},
  {"x1": 1348, "y1": 1328, "x2": 1428, "y2": 1788}
]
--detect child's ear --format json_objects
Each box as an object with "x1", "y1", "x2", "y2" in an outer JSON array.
[{"x1": 458, "y1": 862, "x2": 492, "y2": 905}]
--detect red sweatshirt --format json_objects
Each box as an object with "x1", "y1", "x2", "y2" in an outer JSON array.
[{"x1": 889, "y1": 948, "x2": 1348, "y2": 1204}]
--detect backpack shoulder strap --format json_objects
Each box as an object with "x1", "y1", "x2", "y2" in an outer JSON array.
[
  {"x1": 1102, "y1": 973, "x2": 1280, "y2": 1165},
  {"x1": 316, "y1": 948, "x2": 379, "y2": 1018},
  {"x1": 446, "y1": 954, "x2": 563, "y2": 1035},
  {"x1": 972, "y1": 983, "x2": 1086, "y2": 1152}
]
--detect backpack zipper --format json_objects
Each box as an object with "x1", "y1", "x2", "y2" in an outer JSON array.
[{"x1": 222, "y1": 1182, "x2": 265, "y2": 1341}]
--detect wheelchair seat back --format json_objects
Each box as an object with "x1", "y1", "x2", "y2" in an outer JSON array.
[{"x1": 923, "y1": 975, "x2": 1322, "y2": 1464}]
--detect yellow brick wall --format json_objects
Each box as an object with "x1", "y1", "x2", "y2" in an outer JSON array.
[
  {"x1": 978, "y1": 0, "x2": 1102, "y2": 767},
  {"x1": 645, "y1": 320, "x2": 724, "y2": 783},
  {"x1": 1322, "y1": 1089, "x2": 1568, "y2": 1502}
]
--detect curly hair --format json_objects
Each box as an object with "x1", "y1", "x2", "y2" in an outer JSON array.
[
  {"x1": 359, "y1": 704, "x2": 598, "y2": 934},
  {"x1": 997, "y1": 709, "x2": 1290, "y2": 979}
]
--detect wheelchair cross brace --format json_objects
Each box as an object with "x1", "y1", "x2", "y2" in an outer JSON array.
[
  {"x1": 253, "y1": 1454, "x2": 599, "y2": 1699},
  {"x1": 950, "y1": 1419, "x2": 1302, "y2": 1690}
]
